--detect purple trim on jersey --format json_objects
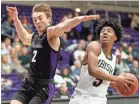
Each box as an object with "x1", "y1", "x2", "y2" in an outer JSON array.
[
  {"x1": 45, "y1": 84, "x2": 55, "y2": 104},
  {"x1": 49, "y1": 50, "x2": 59, "y2": 78}
]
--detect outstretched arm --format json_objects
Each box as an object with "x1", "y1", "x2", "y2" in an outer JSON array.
[
  {"x1": 47, "y1": 15, "x2": 100, "y2": 38},
  {"x1": 6, "y1": 6, "x2": 32, "y2": 45}
]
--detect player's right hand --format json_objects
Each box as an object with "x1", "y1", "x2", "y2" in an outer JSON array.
[
  {"x1": 6, "y1": 6, "x2": 18, "y2": 21},
  {"x1": 116, "y1": 72, "x2": 135, "y2": 92}
]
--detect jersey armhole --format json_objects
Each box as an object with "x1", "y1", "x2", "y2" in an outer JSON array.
[
  {"x1": 58, "y1": 37, "x2": 62, "y2": 51},
  {"x1": 98, "y1": 49, "x2": 102, "y2": 56},
  {"x1": 31, "y1": 30, "x2": 38, "y2": 43}
]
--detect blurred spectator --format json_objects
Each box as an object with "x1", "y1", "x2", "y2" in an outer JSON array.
[
  {"x1": 61, "y1": 12, "x2": 73, "y2": 33},
  {"x1": 79, "y1": 39, "x2": 86, "y2": 50},
  {"x1": 18, "y1": 46, "x2": 31, "y2": 69},
  {"x1": 73, "y1": 43, "x2": 85, "y2": 61},
  {"x1": 115, "y1": 55, "x2": 130, "y2": 75},
  {"x1": 128, "y1": 40, "x2": 138, "y2": 57},
  {"x1": 12, "y1": 36, "x2": 22, "y2": 47},
  {"x1": 65, "y1": 43, "x2": 78, "y2": 52},
  {"x1": 72, "y1": 11, "x2": 82, "y2": 39},
  {"x1": 1, "y1": 11, "x2": 15, "y2": 38},
  {"x1": 86, "y1": 34, "x2": 93, "y2": 44},
  {"x1": 121, "y1": 42, "x2": 128, "y2": 53},
  {"x1": 71, "y1": 60, "x2": 81, "y2": 82},
  {"x1": 61, "y1": 68, "x2": 76, "y2": 88},
  {"x1": 78, "y1": 55, "x2": 83, "y2": 62},
  {"x1": 10, "y1": 57, "x2": 27, "y2": 75},
  {"x1": 8, "y1": 47, "x2": 19, "y2": 65},
  {"x1": 61, "y1": 12, "x2": 73, "y2": 22},
  {"x1": 14, "y1": 44, "x2": 22, "y2": 55},
  {"x1": 1, "y1": 55, "x2": 12, "y2": 74},
  {"x1": 2, "y1": 10, "x2": 13, "y2": 25},
  {"x1": 1, "y1": 77, "x2": 13, "y2": 90},
  {"x1": 9, "y1": 48, "x2": 18, "y2": 60},
  {"x1": 80, "y1": 9, "x2": 95, "y2": 39},
  {"x1": 61, "y1": 33, "x2": 70, "y2": 50},
  {"x1": 80, "y1": 20, "x2": 92, "y2": 39},
  {"x1": 1, "y1": 43, "x2": 11, "y2": 64},
  {"x1": 131, "y1": 13, "x2": 139, "y2": 31},
  {"x1": 115, "y1": 44, "x2": 128, "y2": 59},
  {"x1": 65, "y1": 39, "x2": 86, "y2": 53},
  {"x1": 126, "y1": 54, "x2": 134, "y2": 69},
  {"x1": 3, "y1": 38, "x2": 12, "y2": 64},
  {"x1": 9, "y1": 47, "x2": 27, "y2": 79},
  {"x1": 1, "y1": 43, "x2": 9, "y2": 56},
  {"x1": 135, "y1": 51, "x2": 139, "y2": 63},
  {"x1": 126, "y1": 45, "x2": 136, "y2": 58},
  {"x1": 4, "y1": 37, "x2": 12, "y2": 51},
  {"x1": 129, "y1": 40, "x2": 135, "y2": 50},
  {"x1": 21, "y1": 15, "x2": 32, "y2": 33},
  {"x1": 54, "y1": 69, "x2": 65, "y2": 88},
  {"x1": 55, "y1": 83, "x2": 69, "y2": 99},
  {"x1": 73, "y1": 11, "x2": 79, "y2": 17},
  {"x1": 130, "y1": 60, "x2": 139, "y2": 79},
  {"x1": 121, "y1": 13, "x2": 132, "y2": 28}
]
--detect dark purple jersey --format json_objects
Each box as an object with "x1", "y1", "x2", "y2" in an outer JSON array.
[{"x1": 29, "y1": 30, "x2": 60, "y2": 79}]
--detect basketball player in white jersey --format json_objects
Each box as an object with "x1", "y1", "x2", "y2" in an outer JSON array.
[{"x1": 69, "y1": 19, "x2": 135, "y2": 104}]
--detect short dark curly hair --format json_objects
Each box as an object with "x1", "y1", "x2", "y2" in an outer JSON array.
[{"x1": 95, "y1": 19, "x2": 123, "y2": 43}]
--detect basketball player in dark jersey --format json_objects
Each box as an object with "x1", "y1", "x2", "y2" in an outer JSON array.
[{"x1": 7, "y1": 3, "x2": 100, "y2": 104}]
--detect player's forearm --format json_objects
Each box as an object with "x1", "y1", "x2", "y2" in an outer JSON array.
[
  {"x1": 61, "y1": 15, "x2": 99, "y2": 31},
  {"x1": 59, "y1": 16, "x2": 83, "y2": 31},
  {"x1": 89, "y1": 67, "x2": 118, "y2": 82},
  {"x1": 13, "y1": 17, "x2": 30, "y2": 43},
  {"x1": 54, "y1": 16, "x2": 85, "y2": 37},
  {"x1": 50, "y1": 15, "x2": 99, "y2": 37}
]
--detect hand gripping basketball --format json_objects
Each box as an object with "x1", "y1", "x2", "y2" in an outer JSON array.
[{"x1": 116, "y1": 73, "x2": 139, "y2": 96}]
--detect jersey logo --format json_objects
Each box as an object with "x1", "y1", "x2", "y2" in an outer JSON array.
[
  {"x1": 31, "y1": 41, "x2": 43, "y2": 48},
  {"x1": 98, "y1": 59, "x2": 113, "y2": 74}
]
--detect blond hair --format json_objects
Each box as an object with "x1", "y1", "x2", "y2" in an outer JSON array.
[{"x1": 32, "y1": 3, "x2": 52, "y2": 19}]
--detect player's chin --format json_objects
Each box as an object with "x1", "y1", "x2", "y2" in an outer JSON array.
[
  {"x1": 38, "y1": 28, "x2": 45, "y2": 32},
  {"x1": 101, "y1": 40, "x2": 109, "y2": 44}
]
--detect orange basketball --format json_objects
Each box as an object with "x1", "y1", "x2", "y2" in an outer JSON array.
[{"x1": 116, "y1": 73, "x2": 139, "y2": 96}]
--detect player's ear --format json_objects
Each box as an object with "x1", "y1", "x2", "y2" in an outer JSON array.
[
  {"x1": 114, "y1": 35, "x2": 117, "y2": 41},
  {"x1": 48, "y1": 17, "x2": 52, "y2": 25}
]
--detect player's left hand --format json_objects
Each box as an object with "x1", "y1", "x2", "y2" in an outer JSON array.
[
  {"x1": 82, "y1": 15, "x2": 100, "y2": 22},
  {"x1": 110, "y1": 82, "x2": 118, "y2": 89}
]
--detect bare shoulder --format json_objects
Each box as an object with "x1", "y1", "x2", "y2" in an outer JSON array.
[
  {"x1": 47, "y1": 26, "x2": 54, "y2": 32},
  {"x1": 87, "y1": 41, "x2": 101, "y2": 56},
  {"x1": 47, "y1": 25, "x2": 60, "y2": 37},
  {"x1": 47, "y1": 26, "x2": 53, "y2": 38},
  {"x1": 47, "y1": 27, "x2": 60, "y2": 51}
]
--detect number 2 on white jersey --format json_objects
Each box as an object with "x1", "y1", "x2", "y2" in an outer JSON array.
[{"x1": 32, "y1": 50, "x2": 37, "y2": 62}]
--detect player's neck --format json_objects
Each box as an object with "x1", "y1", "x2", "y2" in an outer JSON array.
[
  {"x1": 38, "y1": 31, "x2": 44, "y2": 36},
  {"x1": 102, "y1": 45, "x2": 113, "y2": 57}
]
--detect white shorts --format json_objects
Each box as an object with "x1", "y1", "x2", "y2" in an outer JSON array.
[{"x1": 69, "y1": 89, "x2": 107, "y2": 104}]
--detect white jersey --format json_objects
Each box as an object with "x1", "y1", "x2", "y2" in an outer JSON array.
[{"x1": 76, "y1": 49, "x2": 116, "y2": 97}]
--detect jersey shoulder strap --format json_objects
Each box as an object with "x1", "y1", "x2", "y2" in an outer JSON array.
[{"x1": 31, "y1": 30, "x2": 38, "y2": 43}]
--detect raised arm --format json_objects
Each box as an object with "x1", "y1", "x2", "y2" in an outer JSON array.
[
  {"x1": 47, "y1": 15, "x2": 100, "y2": 38},
  {"x1": 6, "y1": 6, "x2": 32, "y2": 45}
]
